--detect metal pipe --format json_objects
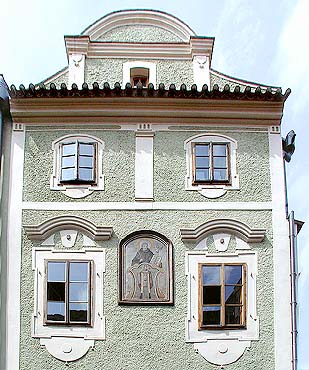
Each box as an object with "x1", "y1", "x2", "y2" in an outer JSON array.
[{"x1": 289, "y1": 211, "x2": 298, "y2": 370}]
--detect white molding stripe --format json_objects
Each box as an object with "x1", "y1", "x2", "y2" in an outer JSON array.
[
  {"x1": 6, "y1": 129, "x2": 25, "y2": 370},
  {"x1": 269, "y1": 131, "x2": 292, "y2": 369},
  {"x1": 22, "y1": 201, "x2": 272, "y2": 211}
]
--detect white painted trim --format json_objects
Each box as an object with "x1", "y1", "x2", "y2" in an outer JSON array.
[
  {"x1": 50, "y1": 134, "x2": 105, "y2": 198},
  {"x1": 184, "y1": 133, "x2": 239, "y2": 198},
  {"x1": 123, "y1": 61, "x2": 156, "y2": 88},
  {"x1": 68, "y1": 53, "x2": 85, "y2": 89},
  {"x1": 6, "y1": 128, "x2": 25, "y2": 370},
  {"x1": 22, "y1": 201, "x2": 272, "y2": 211},
  {"x1": 135, "y1": 131, "x2": 154, "y2": 200},
  {"x1": 193, "y1": 56, "x2": 210, "y2": 90},
  {"x1": 269, "y1": 131, "x2": 292, "y2": 369},
  {"x1": 81, "y1": 10, "x2": 196, "y2": 41}
]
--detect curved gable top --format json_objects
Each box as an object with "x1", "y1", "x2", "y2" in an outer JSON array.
[{"x1": 82, "y1": 9, "x2": 196, "y2": 42}]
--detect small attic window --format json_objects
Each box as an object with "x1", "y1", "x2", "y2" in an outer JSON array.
[{"x1": 130, "y1": 67, "x2": 149, "y2": 87}]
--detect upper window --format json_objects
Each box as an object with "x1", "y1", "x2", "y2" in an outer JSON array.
[
  {"x1": 199, "y1": 263, "x2": 245, "y2": 329},
  {"x1": 193, "y1": 142, "x2": 229, "y2": 184},
  {"x1": 60, "y1": 141, "x2": 96, "y2": 184},
  {"x1": 50, "y1": 134, "x2": 104, "y2": 198},
  {"x1": 46, "y1": 260, "x2": 92, "y2": 325},
  {"x1": 130, "y1": 67, "x2": 149, "y2": 87},
  {"x1": 123, "y1": 61, "x2": 156, "y2": 88},
  {"x1": 185, "y1": 134, "x2": 239, "y2": 198}
]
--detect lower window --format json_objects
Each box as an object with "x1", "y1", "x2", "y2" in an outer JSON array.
[
  {"x1": 46, "y1": 260, "x2": 92, "y2": 325},
  {"x1": 199, "y1": 263, "x2": 246, "y2": 329}
]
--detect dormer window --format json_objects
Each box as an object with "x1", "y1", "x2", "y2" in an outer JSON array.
[
  {"x1": 130, "y1": 67, "x2": 149, "y2": 87},
  {"x1": 123, "y1": 61, "x2": 156, "y2": 88}
]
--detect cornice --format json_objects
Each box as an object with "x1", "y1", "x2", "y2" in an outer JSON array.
[
  {"x1": 24, "y1": 215, "x2": 113, "y2": 241},
  {"x1": 180, "y1": 219, "x2": 266, "y2": 243},
  {"x1": 64, "y1": 36, "x2": 214, "y2": 60}
]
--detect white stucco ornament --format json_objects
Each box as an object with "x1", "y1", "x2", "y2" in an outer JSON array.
[
  {"x1": 40, "y1": 337, "x2": 94, "y2": 362},
  {"x1": 213, "y1": 233, "x2": 231, "y2": 252},
  {"x1": 194, "y1": 339, "x2": 250, "y2": 366}
]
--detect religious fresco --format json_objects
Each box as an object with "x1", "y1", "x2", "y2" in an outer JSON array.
[{"x1": 119, "y1": 232, "x2": 173, "y2": 304}]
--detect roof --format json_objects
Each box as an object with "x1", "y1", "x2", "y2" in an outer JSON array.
[{"x1": 9, "y1": 82, "x2": 290, "y2": 102}]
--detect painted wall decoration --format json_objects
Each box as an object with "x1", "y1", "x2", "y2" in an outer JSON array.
[{"x1": 119, "y1": 231, "x2": 173, "y2": 304}]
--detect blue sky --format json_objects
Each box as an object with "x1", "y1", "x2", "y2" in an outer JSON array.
[{"x1": 1, "y1": 0, "x2": 308, "y2": 368}]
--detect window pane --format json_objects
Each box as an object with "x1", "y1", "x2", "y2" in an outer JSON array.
[
  {"x1": 202, "y1": 265, "x2": 221, "y2": 285},
  {"x1": 70, "y1": 262, "x2": 89, "y2": 282},
  {"x1": 47, "y1": 302, "x2": 65, "y2": 321},
  {"x1": 224, "y1": 265, "x2": 242, "y2": 285},
  {"x1": 62, "y1": 143, "x2": 76, "y2": 156},
  {"x1": 79, "y1": 156, "x2": 93, "y2": 168},
  {"x1": 196, "y1": 169, "x2": 210, "y2": 181},
  {"x1": 47, "y1": 282, "x2": 65, "y2": 301},
  {"x1": 213, "y1": 144, "x2": 227, "y2": 156},
  {"x1": 225, "y1": 285, "x2": 242, "y2": 304},
  {"x1": 225, "y1": 306, "x2": 241, "y2": 325},
  {"x1": 213, "y1": 157, "x2": 226, "y2": 168},
  {"x1": 196, "y1": 157, "x2": 209, "y2": 168},
  {"x1": 61, "y1": 168, "x2": 76, "y2": 181},
  {"x1": 69, "y1": 303, "x2": 88, "y2": 322},
  {"x1": 69, "y1": 282, "x2": 89, "y2": 302},
  {"x1": 195, "y1": 144, "x2": 209, "y2": 156},
  {"x1": 47, "y1": 262, "x2": 66, "y2": 281},
  {"x1": 202, "y1": 306, "x2": 221, "y2": 325},
  {"x1": 79, "y1": 143, "x2": 94, "y2": 156},
  {"x1": 203, "y1": 286, "x2": 221, "y2": 304},
  {"x1": 213, "y1": 169, "x2": 228, "y2": 181},
  {"x1": 62, "y1": 156, "x2": 76, "y2": 168},
  {"x1": 79, "y1": 168, "x2": 94, "y2": 181}
]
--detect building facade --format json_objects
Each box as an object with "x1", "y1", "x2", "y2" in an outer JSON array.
[{"x1": 0, "y1": 9, "x2": 299, "y2": 370}]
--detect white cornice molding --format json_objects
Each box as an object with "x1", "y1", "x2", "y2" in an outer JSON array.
[
  {"x1": 180, "y1": 219, "x2": 266, "y2": 243},
  {"x1": 22, "y1": 201, "x2": 272, "y2": 211},
  {"x1": 64, "y1": 37, "x2": 214, "y2": 60},
  {"x1": 24, "y1": 215, "x2": 113, "y2": 241},
  {"x1": 10, "y1": 98, "x2": 284, "y2": 126},
  {"x1": 81, "y1": 10, "x2": 196, "y2": 42}
]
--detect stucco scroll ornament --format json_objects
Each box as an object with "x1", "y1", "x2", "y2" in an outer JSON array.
[{"x1": 194, "y1": 55, "x2": 207, "y2": 69}]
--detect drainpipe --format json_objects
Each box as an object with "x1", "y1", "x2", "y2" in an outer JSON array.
[{"x1": 289, "y1": 211, "x2": 297, "y2": 370}]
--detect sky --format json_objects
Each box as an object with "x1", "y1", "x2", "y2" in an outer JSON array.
[{"x1": 1, "y1": 0, "x2": 308, "y2": 368}]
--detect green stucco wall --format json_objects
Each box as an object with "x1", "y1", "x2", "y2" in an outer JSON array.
[
  {"x1": 84, "y1": 59, "x2": 194, "y2": 88},
  {"x1": 98, "y1": 25, "x2": 183, "y2": 43},
  {"x1": 20, "y1": 209, "x2": 274, "y2": 370},
  {"x1": 23, "y1": 128, "x2": 271, "y2": 203}
]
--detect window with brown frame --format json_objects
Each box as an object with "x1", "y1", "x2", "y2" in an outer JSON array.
[
  {"x1": 45, "y1": 260, "x2": 92, "y2": 325},
  {"x1": 198, "y1": 263, "x2": 246, "y2": 329},
  {"x1": 130, "y1": 67, "x2": 149, "y2": 87},
  {"x1": 60, "y1": 141, "x2": 96, "y2": 184},
  {"x1": 192, "y1": 143, "x2": 230, "y2": 184}
]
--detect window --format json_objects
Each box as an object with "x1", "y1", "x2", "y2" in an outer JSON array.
[
  {"x1": 123, "y1": 61, "x2": 156, "y2": 88},
  {"x1": 60, "y1": 141, "x2": 96, "y2": 184},
  {"x1": 193, "y1": 143, "x2": 229, "y2": 184},
  {"x1": 50, "y1": 134, "x2": 104, "y2": 198},
  {"x1": 130, "y1": 67, "x2": 149, "y2": 87},
  {"x1": 32, "y1": 246, "x2": 106, "y2": 362},
  {"x1": 184, "y1": 134, "x2": 239, "y2": 198},
  {"x1": 199, "y1": 263, "x2": 245, "y2": 329},
  {"x1": 46, "y1": 260, "x2": 92, "y2": 325}
]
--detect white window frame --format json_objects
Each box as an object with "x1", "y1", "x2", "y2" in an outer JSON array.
[
  {"x1": 50, "y1": 134, "x2": 104, "y2": 199},
  {"x1": 32, "y1": 247, "x2": 105, "y2": 362},
  {"x1": 123, "y1": 61, "x2": 156, "y2": 88},
  {"x1": 185, "y1": 250, "x2": 258, "y2": 365},
  {"x1": 184, "y1": 134, "x2": 239, "y2": 199}
]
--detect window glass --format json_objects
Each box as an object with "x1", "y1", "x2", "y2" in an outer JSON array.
[
  {"x1": 62, "y1": 156, "x2": 76, "y2": 168},
  {"x1": 79, "y1": 156, "x2": 93, "y2": 168},
  {"x1": 46, "y1": 261, "x2": 90, "y2": 325},
  {"x1": 79, "y1": 143, "x2": 94, "y2": 156},
  {"x1": 200, "y1": 264, "x2": 245, "y2": 329},
  {"x1": 61, "y1": 168, "x2": 75, "y2": 181},
  {"x1": 62, "y1": 143, "x2": 76, "y2": 156}
]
